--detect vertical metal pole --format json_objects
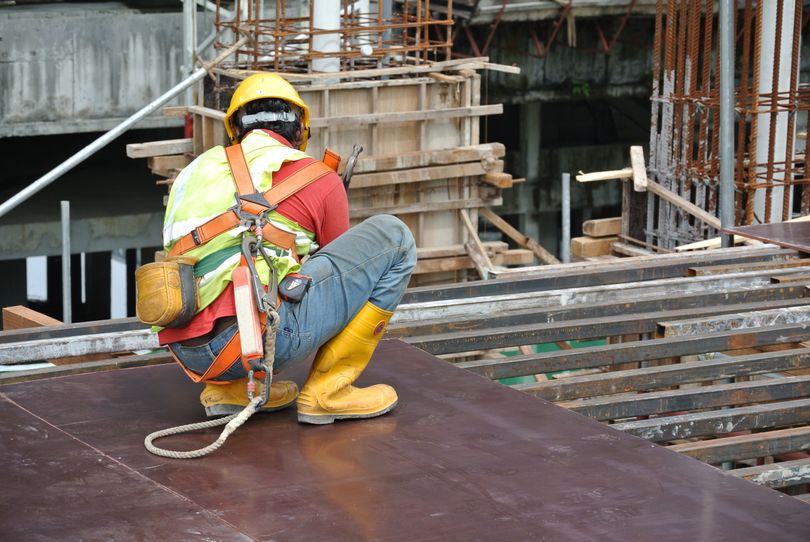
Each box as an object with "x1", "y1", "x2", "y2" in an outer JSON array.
[
  {"x1": 61, "y1": 201, "x2": 72, "y2": 324},
  {"x1": 183, "y1": 0, "x2": 197, "y2": 105},
  {"x1": 561, "y1": 172, "x2": 571, "y2": 263},
  {"x1": 719, "y1": 0, "x2": 735, "y2": 247}
]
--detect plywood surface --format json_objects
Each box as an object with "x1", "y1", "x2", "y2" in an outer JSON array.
[{"x1": 2, "y1": 341, "x2": 809, "y2": 540}]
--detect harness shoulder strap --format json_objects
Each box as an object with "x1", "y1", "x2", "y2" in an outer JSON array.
[
  {"x1": 224, "y1": 144, "x2": 256, "y2": 197},
  {"x1": 168, "y1": 153, "x2": 334, "y2": 257}
]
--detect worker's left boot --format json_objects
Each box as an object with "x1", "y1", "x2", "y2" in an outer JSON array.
[
  {"x1": 297, "y1": 301, "x2": 397, "y2": 424},
  {"x1": 200, "y1": 378, "x2": 298, "y2": 417}
]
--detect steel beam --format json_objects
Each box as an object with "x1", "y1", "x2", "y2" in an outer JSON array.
[
  {"x1": 669, "y1": 426, "x2": 810, "y2": 465},
  {"x1": 564, "y1": 376, "x2": 810, "y2": 421},
  {"x1": 516, "y1": 348, "x2": 810, "y2": 402},
  {"x1": 406, "y1": 298, "x2": 810, "y2": 355},
  {"x1": 401, "y1": 246, "x2": 795, "y2": 303},
  {"x1": 613, "y1": 398, "x2": 810, "y2": 442},
  {"x1": 730, "y1": 458, "x2": 810, "y2": 489}
]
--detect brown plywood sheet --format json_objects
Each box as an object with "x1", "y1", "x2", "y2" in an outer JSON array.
[
  {"x1": 725, "y1": 221, "x2": 810, "y2": 253},
  {"x1": 2, "y1": 340, "x2": 810, "y2": 540}
]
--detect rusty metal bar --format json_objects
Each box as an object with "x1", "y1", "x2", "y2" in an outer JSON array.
[{"x1": 670, "y1": 426, "x2": 810, "y2": 464}]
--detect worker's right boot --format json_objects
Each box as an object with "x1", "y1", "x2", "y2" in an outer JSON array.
[{"x1": 297, "y1": 301, "x2": 397, "y2": 425}]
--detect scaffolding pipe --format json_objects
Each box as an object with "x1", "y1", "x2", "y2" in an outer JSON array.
[
  {"x1": 61, "y1": 201, "x2": 72, "y2": 325},
  {"x1": 0, "y1": 37, "x2": 247, "y2": 221},
  {"x1": 561, "y1": 172, "x2": 571, "y2": 263},
  {"x1": 719, "y1": 0, "x2": 735, "y2": 247}
]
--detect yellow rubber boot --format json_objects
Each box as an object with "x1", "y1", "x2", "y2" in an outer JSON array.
[
  {"x1": 200, "y1": 378, "x2": 298, "y2": 417},
  {"x1": 297, "y1": 301, "x2": 397, "y2": 425}
]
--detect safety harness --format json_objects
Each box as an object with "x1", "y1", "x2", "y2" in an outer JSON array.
[{"x1": 145, "y1": 144, "x2": 335, "y2": 459}]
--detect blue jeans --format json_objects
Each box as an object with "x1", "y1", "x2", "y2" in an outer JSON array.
[{"x1": 169, "y1": 215, "x2": 417, "y2": 380}]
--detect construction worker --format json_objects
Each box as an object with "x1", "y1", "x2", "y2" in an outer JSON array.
[{"x1": 157, "y1": 73, "x2": 416, "y2": 424}]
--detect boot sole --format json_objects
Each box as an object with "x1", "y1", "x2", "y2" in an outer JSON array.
[
  {"x1": 205, "y1": 398, "x2": 297, "y2": 418},
  {"x1": 297, "y1": 400, "x2": 398, "y2": 425}
]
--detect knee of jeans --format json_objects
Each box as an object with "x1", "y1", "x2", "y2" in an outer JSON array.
[{"x1": 370, "y1": 214, "x2": 415, "y2": 252}]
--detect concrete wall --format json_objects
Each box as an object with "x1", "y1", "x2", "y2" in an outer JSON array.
[{"x1": 0, "y1": 2, "x2": 214, "y2": 137}]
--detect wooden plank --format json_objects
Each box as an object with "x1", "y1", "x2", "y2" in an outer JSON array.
[
  {"x1": 772, "y1": 274, "x2": 810, "y2": 284},
  {"x1": 349, "y1": 161, "x2": 500, "y2": 190},
  {"x1": 459, "y1": 209, "x2": 494, "y2": 280},
  {"x1": 562, "y1": 376, "x2": 810, "y2": 421},
  {"x1": 349, "y1": 197, "x2": 501, "y2": 219},
  {"x1": 730, "y1": 457, "x2": 810, "y2": 489},
  {"x1": 126, "y1": 138, "x2": 193, "y2": 159},
  {"x1": 610, "y1": 241, "x2": 650, "y2": 257},
  {"x1": 353, "y1": 143, "x2": 505, "y2": 173},
  {"x1": 515, "y1": 348, "x2": 810, "y2": 402},
  {"x1": 646, "y1": 179, "x2": 722, "y2": 229},
  {"x1": 576, "y1": 168, "x2": 633, "y2": 182},
  {"x1": 481, "y1": 172, "x2": 513, "y2": 188},
  {"x1": 309, "y1": 105, "x2": 503, "y2": 129},
  {"x1": 479, "y1": 207, "x2": 560, "y2": 265},
  {"x1": 414, "y1": 249, "x2": 533, "y2": 274},
  {"x1": 688, "y1": 258, "x2": 810, "y2": 276},
  {"x1": 571, "y1": 236, "x2": 618, "y2": 258},
  {"x1": 417, "y1": 241, "x2": 508, "y2": 259},
  {"x1": 669, "y1": 426, "x2": 810, "y2": 464},
  {"x1": 147, "y1": 154, "x2": 191, "y2": 174},
  {"x1": 583, "y1": 217, "x2": 622, "y2": 238},
  {"x1": 629, "y1": 145, "x2": 648, "y2": 191},
  {"x1": 2, "y1": 306, "x2": 60, "y2": 330},
  {"x1": 613, "y1": 399, "x2": 810, "y2": 442}
]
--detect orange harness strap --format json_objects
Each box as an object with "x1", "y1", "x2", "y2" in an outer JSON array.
[
  {"x1": 168, "y1": 158, "x2": 333, "y2": 257},
  {"x1": 171, "y1": 311, "x2": 276, "y2": 385}
]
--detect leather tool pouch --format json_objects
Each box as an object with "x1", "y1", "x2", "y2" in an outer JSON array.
[{"x1": 135, "y1": 257, "x2": 199, "y2": 328}]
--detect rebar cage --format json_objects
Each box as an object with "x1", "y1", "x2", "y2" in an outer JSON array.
[{"x1": 214, "y1": 1, "x2": 454, "y2": 72}]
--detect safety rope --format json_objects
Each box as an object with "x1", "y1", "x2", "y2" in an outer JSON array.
[{"x1": 144, "y1": 309, "x2": 279, "y2": 459}]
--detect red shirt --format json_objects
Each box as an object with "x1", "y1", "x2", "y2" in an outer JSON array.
[{"x1": 158, "y1": 130, "x2": 349, "y2": 345}]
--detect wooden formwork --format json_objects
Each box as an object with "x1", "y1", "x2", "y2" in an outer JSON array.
[{"x1": 126, "y1": 59, "x2": 547, "y2": 285}]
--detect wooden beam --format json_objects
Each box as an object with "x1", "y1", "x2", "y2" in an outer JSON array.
[
  {"x1": 350, "y1": 197, "x2": 502, "y2": 219},
  {"x1": 348, "y1": 161, "x2": 501, "y2": 190},
  {"x1": 571, "y1": 236, "x2": 618, "y2": 258},
  {"x1": 126, "y1": 138, "x2": 193, "y2": 159},
  {"x1": 353, "y1": 143, "x2": 505, "y2": 173},
  {"x1": 576, "y1": 168, "x2": 633, "y2": 182},
  {"x1": 479, "y1": 207, "x2": 560, "y2": 265},
  {"x1": 669, "y1": 426, "x2": 810, "y2": 464},
  {"x1": 414, "y1": 250, "x2": 533, "y2": 274},
  {"x1": 613, "y1": 399, "x2": 810, "y2": 442},
  {"x1": 459, "y1": 209, "x2": 494, "y2": 280},
  {"x1": 629, "y1": 145, "x2": 648, "y2": 192},
  {"x1": 481, "y1": 172, "x2": 513, "y2": 188},
  {"x1": 309, "y1": 105, "x2": 503, "y2": 129},
  {"x1": 417, "y1": 241, "x2": 508, "y2": 260},
  {"x1": 582, "y1": 217, "x2": 621, "y2": 238},
  {"x1": 2, "y1": 306, "x2": 60, "y2": 330},
  {"x1": 688, "y1": 258, "x2": 810, "y2": 276}
]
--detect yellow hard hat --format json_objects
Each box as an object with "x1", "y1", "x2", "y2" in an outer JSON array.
[{"x1": 224, "y1": 73, "x2": 311, "y2": 150}]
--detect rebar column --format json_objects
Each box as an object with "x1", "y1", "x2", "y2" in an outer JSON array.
[{"x1": 719, "y1": 0, "x2": 735, "y2": 247}]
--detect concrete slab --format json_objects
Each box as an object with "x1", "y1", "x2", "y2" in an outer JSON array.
[{"x1": 2, "y1": 340, "x2": 809, "y2": 540}]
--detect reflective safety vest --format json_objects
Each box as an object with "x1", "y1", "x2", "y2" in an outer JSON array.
[{"x1": 163, "y1": 131, "x2": 330, "y2": 313}]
